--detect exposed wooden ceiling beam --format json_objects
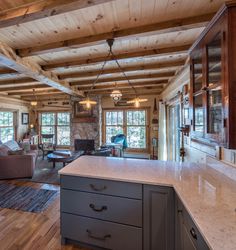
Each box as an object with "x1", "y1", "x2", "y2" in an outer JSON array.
[
  {"x1": 59, "y1": 60, "x2": 185, "y2": 79},
  {"x1": 43, "y1": 45, "x2": 190, "y2": 70},
  {"x1": 0, "y1": 0, "x2": 112, "y2": 29},
  {"x1": 22, "y1": 94, "x2": 69, "y2": 101},
  {"x1": 0, "y1": 84, "x2": 50, "y2": 92},
  {"x1": 0, "y1": 68, "x2": 16, "y2": 74},
  {"x1": 71, "y1": 72, "x2": 174, "y2": 86},
  {"x1": 0, "y1": 41, "x2": 83, "y2": 96},
  {"x1": 79, "y1": 81, "x2": 166, "y2": 91},
  {"x1": 18, "y1": 13, "x2": 214, "y2": 57},
  {"x1": 78, "y1": 79, "x2": 168, "y2": 89},
  {"x1": 0, "y1": 69, "x2": 21, "y2": 79},
  {"x1": 8, "y1": 90, "x2": 62, "y2": 96},
  {"x1": 0, "y1": 78, "x2": 38, "y2": 85},
  {"x1": 89, "y1": 88, "x2": 163, "y2": 96}
]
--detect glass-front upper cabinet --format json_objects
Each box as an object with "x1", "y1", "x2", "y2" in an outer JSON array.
[
  {"x1": 206, "y1": 33, "x2": 223, "y2": 137},
  {"x1": 191, "y1": 47, "x2": 205, "y2": 136},
  {"x1": 192, "y1": 48, "x2": 203, "y2": 93},
  {"x1": 190, "y1": 3, "x2": 236, "y2": 149}
]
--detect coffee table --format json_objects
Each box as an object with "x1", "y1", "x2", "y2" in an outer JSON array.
[{"x1": 47, "y1": 150, "x2": 83, "y2": 168}]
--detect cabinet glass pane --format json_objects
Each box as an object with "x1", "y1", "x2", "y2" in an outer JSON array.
[
  {"x1": 192, "y1": 49, "x2": 203, "y2": 93},
  {"x1": 207, "y1": 33, "x2": 223, "y2": 135},
  {"x1": 207, "y1": 87, "x2": 222, "y2": 134},
  {"x1": 207, "y1": 33, "x2": 222, "y2": 86},
  {"x1": 193, "y1": 94, "x2": 204, "y2": 132}
]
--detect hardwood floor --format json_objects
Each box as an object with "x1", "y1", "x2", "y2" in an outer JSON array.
[{"x1": 0, "y1": 180, "x2": 89, "y2": 250}]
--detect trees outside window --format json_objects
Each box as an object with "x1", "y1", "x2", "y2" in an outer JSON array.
[
  {"x1": 41, "y1": 112, "x2": 70, "y2": 146},
  {"x1": 104, "y1": 109, "x2": 148, "y2": 150},
  {"x1": 0, "y1": 112, "x2": 15, "y2": 143}
]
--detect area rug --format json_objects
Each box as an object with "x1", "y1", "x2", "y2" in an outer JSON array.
[
  {"x1": 0, "y1": 183, "x2": 58, "y2": 213},
  {"x1": 30, "y1": 158, "x2": 63, "y2": 185}
]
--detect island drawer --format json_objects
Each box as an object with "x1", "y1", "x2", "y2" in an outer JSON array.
[
  {"x1": 61, "y1": 175, "x2": 142, "y2": 199},
  {"x1": 176, "y1": 197, "x2": 210, "y2": 250},
  {"x1": 61, "y1": 212, "x2": 142, "y2": 250},
  {"x1": 61, "y1": 189, "x2": 142, "y2": 227}
]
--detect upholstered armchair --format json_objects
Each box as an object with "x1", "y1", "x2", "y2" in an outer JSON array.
[{"x1": 0, "y1": 140, "x2": 38, "y2": 179}]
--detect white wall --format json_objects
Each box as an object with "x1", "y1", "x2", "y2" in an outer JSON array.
[{"x1": 0, "y1": 96, "x2": 29, "y2": 141}]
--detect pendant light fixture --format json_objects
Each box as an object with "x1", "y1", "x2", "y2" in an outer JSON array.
[
  {"x1": 127, "y1": 97, "x2": 148, "y2": 108},
  {"x1": 110, "y1": 82, "x2": 122, "y2": 103},
  {"x1": 79, "y1": 98, "x2": 97, "y2": 109},
  {"x1": 30, "y1": 89, "x2": 38, "y2": 106},
  {"x1": 105, "y1": 39, "x2": 147, "y2": 107},
  {"x1": 79, "y1": 38, "x2": 147, "y2": 107}
]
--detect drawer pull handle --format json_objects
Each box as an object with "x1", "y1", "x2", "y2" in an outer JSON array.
[
  {"x1": 86, "y1": 229, "x2": 111, "y2": 241},
  {"x1": 190, "y1": 227, "x2": 197, "y2": 240},
  {"x1": 90, "y1": 184, "x2": 107, "y2": 192},
  {"x1": 89, "y1": 204, "x2": 107, "y2": 212}
]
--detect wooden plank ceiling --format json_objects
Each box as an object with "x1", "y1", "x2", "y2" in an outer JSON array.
[{"x1": 0, "y1": 0, "x2": 225, "y2": 102}]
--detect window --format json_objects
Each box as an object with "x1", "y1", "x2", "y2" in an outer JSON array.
[
  {"x1": 41, "y1": 112, "x2": 70, "y2": 146},
  {"x1": 0, "y1": 111, "x2": 15, "y2": 143},
  {"x1": 105, "y1": 111, "x2": 123, "y2": 143},
  {"x1": 127, "y1": 110, "x2": 146, "y2": 149},
  {"x1": 104, "y1": 109, "x2": 148, "y2": 150}
]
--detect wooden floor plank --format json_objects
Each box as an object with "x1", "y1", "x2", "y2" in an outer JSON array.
[{"x1": 0, "y1": 180, "x2": 89, "y2": 250}]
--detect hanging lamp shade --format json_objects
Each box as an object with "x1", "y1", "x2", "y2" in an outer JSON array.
[
  {"x1": 110, "y1": 89, "x2": 122, "y2": 103},
  {"x1": 30, "y1": 101, "x2": 38, "y2": 106},
  {"x1": 79, "y1": 98, "x2": 97, "y2": 109},
  {"x1": 30, "y1": 89, "x2": 38, "y2": 106},
  {"x1": 127, "y1": 97, "x2": 148, "y2": 108}
]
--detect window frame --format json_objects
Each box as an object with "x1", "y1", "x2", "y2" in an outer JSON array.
[
  {"x1": 102, "y1": 108, "x2": 150, "y2": 153},
  {"x1": 40, "y1": 111, "x2": 71, "y2": 147},
  {"x1": 0, "y1": 110, "x2": 17, "y2": 143}
]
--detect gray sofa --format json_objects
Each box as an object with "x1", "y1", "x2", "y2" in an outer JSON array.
[{"x1": 0, "y1": 140, "x2": 38, "y2": 179}]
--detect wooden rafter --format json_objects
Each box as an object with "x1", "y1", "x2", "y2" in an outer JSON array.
[
  {"x1": 0, "y1": 78, "x2": 38, "y2": 85},
  {"x1": 0, "y1": 41, "x2": 83, "y2": 96},
  {"x1": 0, "y1": 0, "x2": 113, "y2": 29},
  {"x1": 22, "y1": 94, "x2": 69, "y2": 101},
  {"x1": 81, "y1": 83, "x2": 165, "y2": 92},
  {"x1": 88, "y1": 88, "x2": 163, "y2": 96},
  {"x1": 18, "y1": 13, "x2": 214, "y2": 57},
  {"x1": 44, "y1": 45, "x2": 190, "y2": 70},
  {"x1": 79, "y1": 79, "x2": 168, "y2": 90},
  {"x1": 59, "y1": 60, "x2": 185, "y2": 79},
  {"x1": 0, "y1": 68, "x2": 16, "y2": 74},
  {"x1": 71, "y1": 72, "x2": 174, "y2": 86},
  {"x1": 8, "y1": 90, "x2": 62, "y2": 96},
  {"x1": 0, "y1": 84, "x2": 50, "y2": 92}
]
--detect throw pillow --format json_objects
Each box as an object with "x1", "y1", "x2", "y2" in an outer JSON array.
[
  {"x1": 8, "y1": 149, "x2": 24, "y2": 156},
  {"x1": 4, "y1": 140, "x2": 20, "y2": 151}
]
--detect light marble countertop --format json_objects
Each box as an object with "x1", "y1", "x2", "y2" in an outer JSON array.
[{"x1": 59, "y1": 156, "x2": 236, "y2": 250}]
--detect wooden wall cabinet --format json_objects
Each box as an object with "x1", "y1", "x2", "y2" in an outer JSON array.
[{"x1": 190, "y1": 3, "x2": 236, "y2": 149}]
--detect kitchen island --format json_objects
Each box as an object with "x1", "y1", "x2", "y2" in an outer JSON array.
[{"x1": 59, "y1": 156, "x2": 236, "y2": 250}]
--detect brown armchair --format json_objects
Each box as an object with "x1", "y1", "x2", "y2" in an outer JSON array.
[
  {"x1": 0, "y1": 141, "x2": 38, "y2": 179},
  {"x1": 0, "y1": 154, "x2": 36, "y2": 179}
]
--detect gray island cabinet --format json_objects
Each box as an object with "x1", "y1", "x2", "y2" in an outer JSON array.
[{"x1": 60, "y1": 175, "x2": 209, "y2": 250}]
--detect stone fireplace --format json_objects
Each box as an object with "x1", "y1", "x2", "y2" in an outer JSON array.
[{"x1": 71, "y1": 97, "x2": 101, "y2": 148}]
